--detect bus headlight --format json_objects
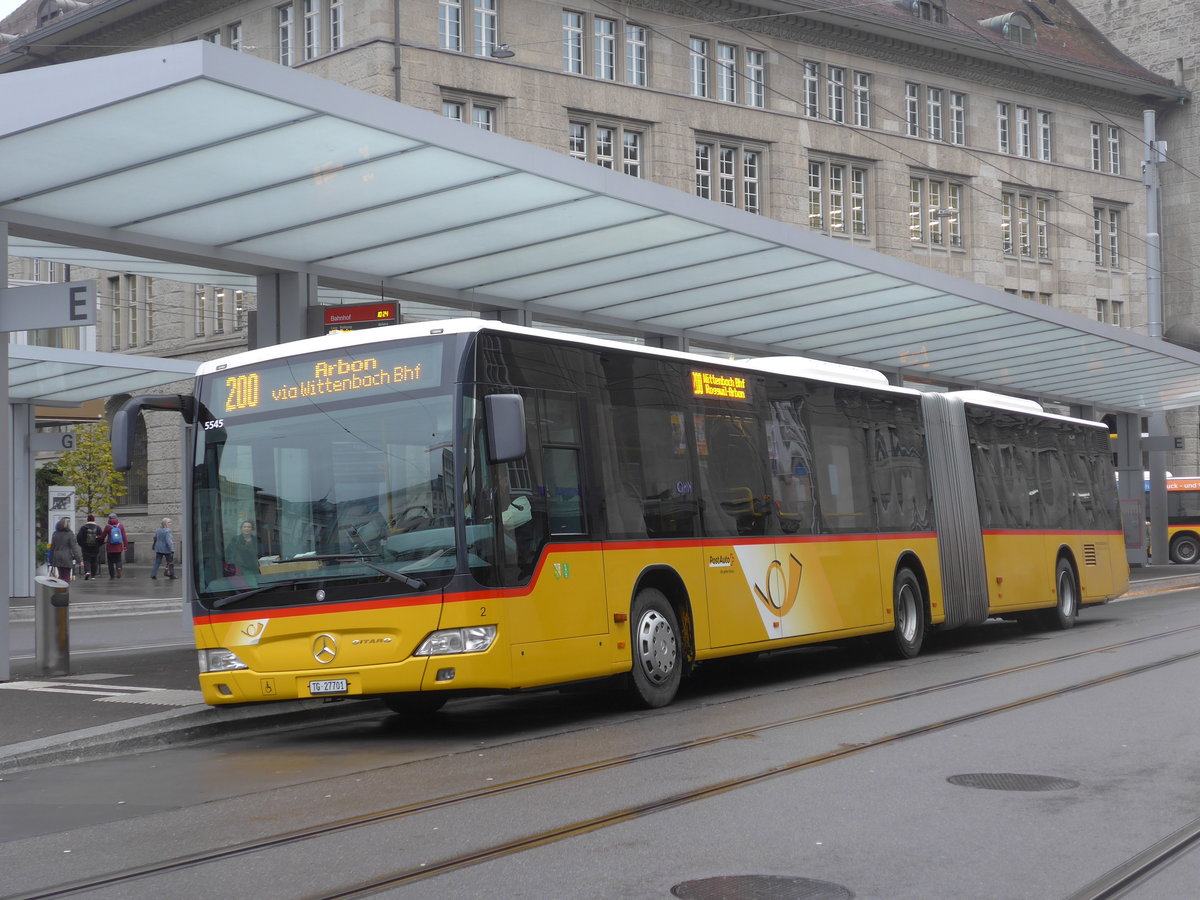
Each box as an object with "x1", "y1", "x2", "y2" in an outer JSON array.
[
  {"x1": 414, "y1": 625, "x2": 497, "y2": 656},
  {"x1": 198, "y1": 648, "x2": 249, "y2": 673}
]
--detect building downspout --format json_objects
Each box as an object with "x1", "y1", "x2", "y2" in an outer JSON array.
[{"x1": 392, "y1": 0, "x2": 403, "y2": 102}]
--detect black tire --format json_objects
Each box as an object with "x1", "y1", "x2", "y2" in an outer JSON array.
[
  {"x1": 381, "y1": 693, "x2": 447, "y2": 716},
  {"x1": 1039, "y1": 557, "x2": 1078, "y2": 630},
  {"x1": 878, "y1": 568, "x2": 925, "y2": 659},
  {"x1": 1169, "y1": 533, "x2": 1200, "y2": 565},
  {"x1": 628, "y1": 588, "x2": 683, "y2": 709}
]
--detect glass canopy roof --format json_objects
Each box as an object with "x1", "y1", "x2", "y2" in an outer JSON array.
[
  {"x1": 7, "y1": 344, "x2": 196, "y2": 404},
  {"x1": 3, "y1": 41, "x2": 1200, "y2": 412}
]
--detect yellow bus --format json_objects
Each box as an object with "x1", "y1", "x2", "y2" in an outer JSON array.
[
  {"x1": 1156, "y1": 477, "x2": 1200, "y2": 564},
  {"x1": 114, "y1": 319, "x2": 1128, "y2": 711}
]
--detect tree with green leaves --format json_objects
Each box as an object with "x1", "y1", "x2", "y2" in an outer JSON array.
[{"x1": 55, "y1": 422, "x2": 125, "y2": 516}]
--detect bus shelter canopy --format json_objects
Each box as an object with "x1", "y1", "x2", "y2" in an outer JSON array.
[
  {"x1": 2, "y1": 41, "x2": 1200, "y2": 413},
  {"x1": 8, "y1": 344, "x2": 197, "y2": 404}
]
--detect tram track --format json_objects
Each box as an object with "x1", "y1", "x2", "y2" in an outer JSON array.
[
  {"x1": 9, "y1": 623, "x2": 1200, "y2": 900},
  {"x1": 1064, "y1": 814, "x2": 1200, "y2": 899}
]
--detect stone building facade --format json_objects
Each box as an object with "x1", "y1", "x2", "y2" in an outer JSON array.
[
  {"x1": 1, "y1": 0, "x2": 1188, "y2": 541},
  {"x1": 1074, "y1": 0, "x2": 1200, "y2": 474}
]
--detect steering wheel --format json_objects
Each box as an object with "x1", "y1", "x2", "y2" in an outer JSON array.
[{"x1": 392, "y1": 505, "x2": 434, "y2": 533}]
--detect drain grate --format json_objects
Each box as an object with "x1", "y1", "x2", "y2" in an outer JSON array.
[
  {"x1": 947, "y1": 772, "x2": 1080, "y2": 792},
  {"x1": 671, "y1": 875, "x2": 854, "y2": 899}
]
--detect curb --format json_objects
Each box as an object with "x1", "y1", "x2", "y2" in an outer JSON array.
[
  {"x1": 8, "y1": 598, "x2": 182, "y2": 624},
  {"x1": 0, "y1": 696, "x2": 383, "y2": 774}
]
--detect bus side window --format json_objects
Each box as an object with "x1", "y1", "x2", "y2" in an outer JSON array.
[{"x1": 767, "y1": 397, "x2": 818, "y2": 535}]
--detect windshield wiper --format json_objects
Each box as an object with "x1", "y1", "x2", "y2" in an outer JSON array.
[
  {"x1": 212, "y1": 583, "x2": 277, "y2": 610},
  {"x1": 298, "y1": 553, "x2": 428, "y2": 590}
]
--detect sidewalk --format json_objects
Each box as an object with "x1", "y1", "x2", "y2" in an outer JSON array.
[
  {"x1": 1, "y1": 563, "x2": 1197, "y2": 774},
  {"x1": 2, "y1": 558, "x2": 378, "y2": 773}
]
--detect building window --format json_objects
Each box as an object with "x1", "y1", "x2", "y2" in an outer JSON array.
[
  {"x1": 441, "y1": 0, "x2": 463, "y2": 51},
  {"x1": 195, "y1": 286, "x2": 208, "y2": 337},
  {"x1": 571, "y1": 119, "x2": 644, "y2": 177},
  {"x1": 810, "y1": 160, "x2": 870, "y2": 236},
  {"x1": 827, "y1": 66, "x2": 845, "y2": 123},
  {"x1": 1111, "y1": 299, "x2": 1123, "y2": 326},
  {"x1": 228, "y1": 22, "x2": 242, "y2": 51},
  {"x1": 126, "y1": 276, "x2": 139, "y2": 346},
  {"x1": 1108, "y1": 125, "x2": 1122, "y2": 175},
  {"x1": 1016, "y1": 105, "x2": 1031, "y2": 157},
  {"x1": 716, "y1": 43, "x2": 737, "y2": 102},
  {"x1": 1094, "y1": 205, "x2": 1122, "y2": 268},
  {"x1": 278, "y1": 4, "x2": 294, "y2": 66},
  {"x1": 913, "y1": 0, "x2": 945, "y2": 23},
  {"x1": 145, "y1": 291, "x2": 155, "y2": 344},
  {"x1": 689, "y1": 38, "x2": 708, "y2": 98},
  {"x1": 595, "y1": 17, "x2": 616, "y2": 80},
  {"x1": 303, "y1": 0, "x2": 321, "y2": 60},
  {"x1": 912, "y1": 175, "x2": 963, "y2": 247},
  {"x1": 107, "y1": 276, "x2": 121, "y2": 351},
  {"x1": 1090, "y1": 123, "x2": 1102, "y2": 171},
  {"x1": 234, "y1": 291, "x2": 247, "y2": 331},
  {"x1": 204, "y1": 30, "x2": 221, "y2": 44},
  {"x1": 473, "y1": 0, "x2": 497, "y2": 57},
  {"x1": 443, "y1": 94, "x2": 499, "y2": 130},
  {"x1": 330, "y1": 0, "x2": 344, "y2": 51},
  {"x1": 626, "y1": 24, "x2": 647, "y2": 86},
  {"x1": 214, "y1": 289, "x2": 226, "y2": 335},
  {"x1": 905, "y1": 83, "x2": 920, "y2": 136},
  {"x1": 562, "y1": 11, "x2": 582, "y2": 72},
  {"x1": 996, "y1": 102, "x2": 1009, "y2": 154},
  {"x1": 853, "y1": 71, "x2": 871, "y2": 128},
  {"x1": 1095, "y1": 298, "x2": 1108, "y2": 322},
  {"x1": 696, "y1": 140, "x2": 763, "y2": 214},
  {"x1": 804, "y1": 62, "x2": 820, "y2": 118},
  {"x1": 1038, "y1": 110, "x2": 1052, "y2": 161},
  {"x1": 950, "y1": 91, "x2": 966, "y2": 145},
  {"x1": 1001, "y1": 190, "x2": 1051, "y2": 258},
  {"x1": 746, "y1": 49, "x2": 765, "y2": 108},
  {"x1": 926, "y1": 87, "x2": 943, "y2": 141}
]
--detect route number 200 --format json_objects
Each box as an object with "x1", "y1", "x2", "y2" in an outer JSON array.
[{"x1": 225, "y1": 373, "x2": 261, "y2": 412}]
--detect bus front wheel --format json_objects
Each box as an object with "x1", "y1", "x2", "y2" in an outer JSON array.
[
  {"x1": 1169, "y1": 534, "x2": 1200, "y2": 565},
  {"x1": 628, "y1": 588, "x2": 682, "y2": 709},
  {"x1": 1039, "y1": 558, "x2": 1078, "y2": 630},
  {"x1": 877, "y1": 568, "x2": 925, "y2": 659}
]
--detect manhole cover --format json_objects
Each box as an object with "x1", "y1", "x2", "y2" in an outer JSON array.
[
  {"x1": 947, "y1": 772, "x2": 1080, "y2": 792},
  {"x1": 672, "y1": 875, "x2": 854, "y2": 900}
]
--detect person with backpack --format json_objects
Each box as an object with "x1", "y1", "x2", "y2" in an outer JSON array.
[
  {"x1": 76, "y1": 514, "x2": 104, "y2": 580},
  {"x1": 101, "y1": 514, "x2": 127, "y2": 579}
]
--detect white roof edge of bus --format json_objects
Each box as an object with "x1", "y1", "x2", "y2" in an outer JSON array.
[
  {"x1": 196, "y1": 318, "x2": 917, "y2": 394},
  {"x1": 945, "y1": 389, "x2": 1103, "y2": 428}
]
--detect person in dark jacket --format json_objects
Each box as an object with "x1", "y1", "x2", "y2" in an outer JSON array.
[
  {"x1": 76, "y1": 514, "x2": 104, "y2": 580},
  {"x1": 100, "y1": 514, "x2": 127, "y2": 579},
  {"x1": 50, "y1": 516, "x2": 82, "y2": 583}
]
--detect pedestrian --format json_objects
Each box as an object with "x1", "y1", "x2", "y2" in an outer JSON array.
[
  {"x1": 76, "y1": 514, "x2": 104, "y2": 580},
  {"x1": 100, "y1": 513, "x2": 127, "y2": 579},
  {"x1": 49, "y1": 516, "x2": 82, "y2": 583},
  {"x1": 151, "y1": 517, "x2": 176, "y2": 580}
]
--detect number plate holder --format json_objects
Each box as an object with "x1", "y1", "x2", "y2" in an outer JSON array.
[{"x1": 309, "y1": 678, "x2": 349, "y2": 695}]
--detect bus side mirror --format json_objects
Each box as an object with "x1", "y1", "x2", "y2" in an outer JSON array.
[
  {"x1": 112, "y1": 394, "x2": 193, "y2": 471},
  {"x1": 485, "y1": 393, "x2": 526, "y2": 463}
]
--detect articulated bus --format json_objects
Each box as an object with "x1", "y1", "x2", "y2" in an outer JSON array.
[
  {"x1": 1155, "y1": 478, "x2": 1200, "y2": 564},
  {"x1": 114, "y1": 319, "x2": 1128, "y2": 712}
]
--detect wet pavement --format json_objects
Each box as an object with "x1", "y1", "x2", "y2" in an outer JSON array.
[{"x1": 1, "y1": 562, "x2": 1196, "y2": 774}]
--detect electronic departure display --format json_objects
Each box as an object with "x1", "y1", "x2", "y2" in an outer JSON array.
[
  {"x1": 690, "y1": 370, "x2": 749, "y2": 400},
  {"x1": 202, "y1": 341, "x2": 444, "y2": 419}
]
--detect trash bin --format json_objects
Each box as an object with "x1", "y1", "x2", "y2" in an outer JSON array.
[
  {"x1": 125, "y1": 540, "x2": 135, "y2": 563},
  {"x1": 34, "y1": 574, "x2": 70, "y2": 676}
]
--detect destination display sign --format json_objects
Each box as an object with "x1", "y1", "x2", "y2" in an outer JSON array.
[
  {"x1": 690, "y1": 370, "x2": 749, "y2": 401},
  {"x1": 202, "y1": 341, "x2": 444, "y2": 419}
]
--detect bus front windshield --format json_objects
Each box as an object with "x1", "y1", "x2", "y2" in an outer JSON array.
[{"x1": 192, "y1": 348, "x2": 461, "y2": 604}]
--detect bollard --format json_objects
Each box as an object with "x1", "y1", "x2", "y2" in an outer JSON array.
[{"x1": 34, "y1": 575, "x2": 70, "y2": 676}]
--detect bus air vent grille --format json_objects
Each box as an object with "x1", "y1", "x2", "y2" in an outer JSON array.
[{"x1": 1083, "y1": 544, "x2": 1098, "y2": 566}]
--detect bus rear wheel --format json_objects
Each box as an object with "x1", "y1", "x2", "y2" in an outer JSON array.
[
  {"x1": 628, "y1": 588, "x2": 682, "y2": 709},
  {"x1": 1169, "y1": 534, "x2": 1200, "y2": 565},
  {"x1": 877, "y1": 568, "x2": 925, "y2": 659},
  {"x1": 1039, "y1": 558, "x2": 1078, "y2": 630}
]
